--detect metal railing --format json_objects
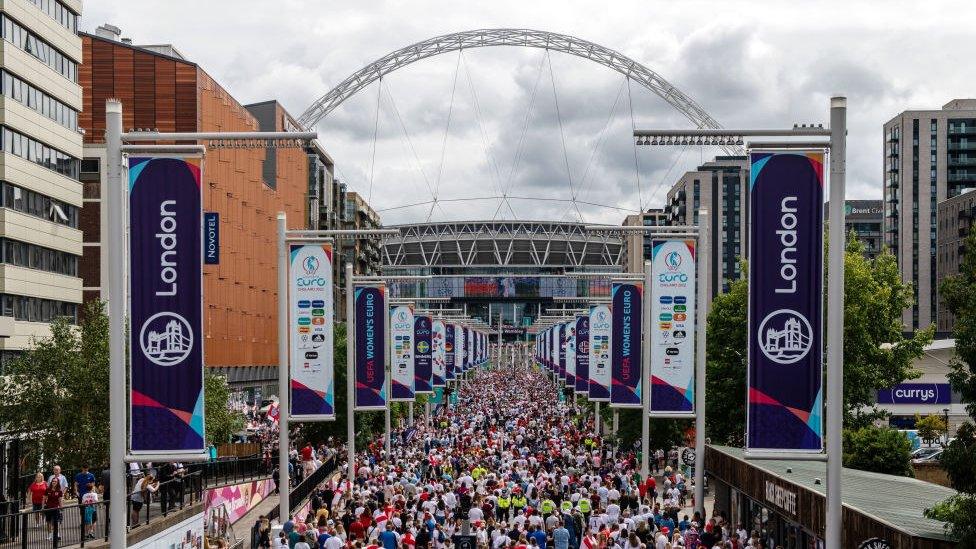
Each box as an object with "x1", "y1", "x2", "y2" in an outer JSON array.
[
  {"x1": 266, "y1": 455, "x2": 338, "y2": 524},
  {"x1": 0, "y1": 500, "x2": 109, "y2": 548},
  {"x1": 126, "y1": 471, "x2": 204, "y2": 529}
]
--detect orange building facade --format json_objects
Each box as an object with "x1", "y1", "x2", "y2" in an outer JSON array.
[{"x1": 79, "y1": 32, "x2": 308, "y2": 384}]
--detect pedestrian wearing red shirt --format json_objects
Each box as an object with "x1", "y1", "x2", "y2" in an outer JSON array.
[{"x1": 27, "y1": 472, "x2": 46, "y2": 524}]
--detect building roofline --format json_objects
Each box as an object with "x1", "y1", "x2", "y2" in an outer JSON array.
[{"x1": 81, "y1": 32, "x2": 198, "y2": 66}]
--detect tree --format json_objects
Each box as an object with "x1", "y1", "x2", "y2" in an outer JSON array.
[
  {"x1": 204, "y1": 372, "x2": 245, "y2": 446},
  {"x1": 704, "y1": 270, "x2": 748, "y2": 446},
  {"x1": 0, "y1": 300, "x2": 109, "y2": 470},
  {"x1": 842, "y1": 426, "x2": 913, "y2": 476},
  {"x1": 915, "y1": 413, "x2": 948, "y2": 445}
]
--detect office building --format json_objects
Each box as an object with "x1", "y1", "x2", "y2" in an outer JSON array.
[
  {"x1": 666, "y1": 156, "x2": 749, "y2": 304},
  {"x1": 936, "y1": 187, "x2": 976, "y2": 334},
  {"x1": 79, "y1": 25, "x2": 313, "y2": 394},
  {"x1": 825, "y1": 200, "x2": 884, "y2": 259},
  {"x1": 0, "y1": 0, "x2": 83, "y2": 371},
  {"x1": 883, "y1": 99, "x2": 976, "y2": 330},
  {"x1": 621, "y1": 208, "x2": 666, "y2": 273},
  {"x1": 335, "y1": 190, "x2": 381, "y2": 320}
]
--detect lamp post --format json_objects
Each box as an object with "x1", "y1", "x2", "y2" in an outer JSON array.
[{"x1": 943, "y1": 407, "x2": 951, "y2": 445}]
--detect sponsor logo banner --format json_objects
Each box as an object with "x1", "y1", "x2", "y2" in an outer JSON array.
[
  {"x1": 354, "y1": 284, "x2": 387, "y2": 410},
  {"x1": 877, "y1": 383, "x2": 952, "y2": 405},
  {"x1": 390, "y1": 305, "x2": 415, "y2": 401},
  {"x1": 289, "y1": 243, "x2": 335, "y2": 420},
  {"x1": 129, "y1": 157, "x2": 205, "y2": 454},
  {"x1": 575, "y1": 315, "x2": 590, "y2": 394},
  {"x1": 432, "y1": 320, "x2": 447, "y2": 387},
  {"x1": 445, "y1": 323, "x2": 456, "y2": 380},
  {"x1": 414, "y1": 315, "x2": 434, "y2": 393},
  {"x1": 649, "y1": 240, "x2": 696, "y2": 416},
  {"x1": 588, "y1": 305, "x2": 612, "y2": 401},
  {"x1": 747, "y1": 151, "x2": 824, "y2": 452},
  {"x1": 611, "y1": 281, "x2": 643, "y2": 408},
  {"x1": 565, "y1": 321, "x2": 577, "y2": 390}
]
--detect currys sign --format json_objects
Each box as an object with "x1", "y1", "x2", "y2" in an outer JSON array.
[
  {"x1": 129, "y1": 157, "x2": 205, "y2": 455},
  {"x1": 610, "y1": 281, "x2": 643, "y2": 408},
  {"x1": 877, "y1": 383, "x2": 951, "y2": 405},
  {"x1": 747, "y1": 151, "x2": 824, "y2": 453}
]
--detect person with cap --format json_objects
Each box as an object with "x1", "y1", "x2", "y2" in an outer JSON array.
[{"x1": 654, "y1": 527, "x2": 669, "y2": 549}]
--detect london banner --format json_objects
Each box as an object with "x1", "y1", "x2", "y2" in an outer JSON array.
[
  {"x1": 445, "y1": 323, "x2": 456, "y2": 381},
  {"x1": 289, "y1": 243, "x2": 335, "y2": 420},
  {"x1": 747, "y1": 151, "x2": 824, "y2": 452},
  {"x1": 129, "y1": 157, "x2": 205, "y2": 454},
  {"x1": 649, "y1": 240, "x2": 696, "y2": 416},
  {"x1": 589, "y1": 304, "x2": 611, "y2": 400},
  {"x1": 575, "y1": 315, "x2": 590, "y2": 394},
  {"x1": 354, "y1": 284, "x2": 387, "y2": 410},
  {"x1": 414, "y1": 315, "x2": 434, "y2": 393},
  {"x1": 432, "y1": 319, "x2": 446, "y2": 387},
  {"x1": 610, "y1": 281, "x2": 643, "y2": 408},
  {"x1": 390, "y1": 305, "x2": 415, "y2": 401}
]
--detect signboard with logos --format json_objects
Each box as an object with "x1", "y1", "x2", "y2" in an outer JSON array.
[
  {"x1": 877, "y1": 383, "x2": 952, "y2": 405},
  {"x1": 414, "y1": 314, "x2": 434, "y2": 394},
  {"x1": 354, "y1": 283, "x2": 387, "y2": 410},
  {"x1": 649, "y1": 240, "x2": 696, "y2": 416},
  {"x1": 565, "y1": 321, "x2": 577, "y2": 391},
  {"x1": 610, "y1": 281, "x2": 643, "y2": 408},
  {"x1": 432, "y1": 319, "x2": 447, "y2": 387},
  {"x1": 203, "y1": 212, "x2": 219, "y2": 265},
  {"x1": 445, "y1": 323, "x2": 456, "y2": 381},
  {"x1": 747, "y1": 151, "x2": 825, "y2": 453},
  {"x1": 558, "y1": 323, "x2": 567, "y2": 382},
  {"x1": 575, "y1": 315, "x2": 589, "y2": 394},
  {"x1": 588, "y1": 304, "x2": 612, "y2": 401},
  {"x1": 128, "y1": 157, "x2": 205, "y2": 455},
  {"x1": 390, "y1": 305, "x2": 415, "y2": 401},
  {"x1": 288, "y1": 243, "x2": 335, "y2": 420}
]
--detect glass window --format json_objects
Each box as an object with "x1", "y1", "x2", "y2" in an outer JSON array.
[
  {"x1": 0, "y1": 125, "x2": 79, "y2": 179},
  {"x1": 0, "y1": 15, "x2": 77, "y2": 82}
]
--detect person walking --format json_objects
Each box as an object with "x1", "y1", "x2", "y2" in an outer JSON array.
[
  {"x1": 43, "y1": 476, "x2": 63, "y2": 541},
  {"x1": 27, "y1": 472, "x2": 46, "y2": 525}
]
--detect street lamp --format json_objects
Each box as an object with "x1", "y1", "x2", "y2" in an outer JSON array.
[{"x1": 943, "y1": 407, "x2": 950, "y2": 445}]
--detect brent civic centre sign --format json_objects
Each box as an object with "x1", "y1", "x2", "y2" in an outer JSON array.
[{"x1": 877, "y1": 383, "x2": 951, "y2": 405}]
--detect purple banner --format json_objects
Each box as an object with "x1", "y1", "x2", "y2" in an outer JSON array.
[
  {"x1": 414, "y1": 315, "x2": 433, "y2": 393},
  {"x1": 611, "y1": 281, "x2": 643, "y2": 408},
  {"x1": 354, "y1": 284, "x2": 387, "y2": 410},
  {"x1": 558, "y1": 323, "x2": 568, "y2": 383},
  {"x1": 129, "y1": 157, "x2": 204, "y2": 454},
  {"x1": 747, "y1": 151, "x2": 824, "y2": 452},
  {"x1": 575, "y1": 316, "x2": 590, "y2": 394},
  {"x1": 445, "y1": 323, "x2": 456, "y2": 380}
]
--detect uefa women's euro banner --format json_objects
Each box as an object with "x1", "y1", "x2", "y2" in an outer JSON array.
[
  {"x1": 129, "y1": 157, "x2": 205, "y2": 455},
  {"x1": 390, "y1": 305, "x2": 415, "y2": 401},
  {"x1": 354, "y1": 284, "x2": 387, "y2": 410},
  {"x1": 558, "y1": 324, "x2": 567, "y2": 381},
  {"x1": 747, "y1": 151, "x2": 824, "y2": 453},
  {"x1": 414, "y1": 315, "x2": 434, "y2": 393},
  {"x1": 289, "y1": 243, "x2": 335, "y2": 420},
  {"x1": 589, "y1": 304, "x2": 611, "y2": 401},
  {"x1": 432, "y1": 320, "x2": 446, "y2": 387},
  {"x1": 575, "y1": 315, "x2": 590, "y2": 394},
  {"x1": 610, "y1": 281, "x2": 643, "y2": 408},
  {"x1": 445, "y1": 323, "x2": 456, "y2": 381},
  {"x1": 649, "y1": 240, "x2": 696, "y2": 416},
  {"x1": 566, "y1": 321, "x2": 577, "y2": 390}
]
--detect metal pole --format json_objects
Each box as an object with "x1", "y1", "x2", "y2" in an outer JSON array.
[
  {"x1": 612, "y1": 410, "x2": 619, "y2": 434},
  {"x1": 826, "y1": 96, "x2": 847, "y2": 549},
  {"x1": 276, "y1": 214, "x2": 290, "y2": 520},
  {"x1": 408, "y1": 402, "x2": 414, "y2": 426},
  {"x1": 595, "y1": 402, "x2": 601, "y2": 436},
  {"x1": 640, "y1": 260, "x2": 652, "y2": 479},
  {"x1": 694, "y1": 209, "x2": 710, "y2": 518},
  {"x1": 384, "y1": 302, "x2": 392, "y2": 456},
  {"x1": 106, "y1": 99, "x2": 127, "y2": 549},
  {"x1": 345, "y1": 263, "x2": 355, "y2": 486}
]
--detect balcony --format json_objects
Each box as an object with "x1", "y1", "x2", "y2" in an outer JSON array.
[
  {"x1": 948, "y1": 126, "x2": 976, "y2": 136},
  {"x1": 948, "y1": 142, "x2": 976, "y2": 151},
  {"x1": 887, "y1": 166, "x2": 899, "y2": 173},
  {"x1": 948, "y1": 157, "x2": 976, "y2": 167},
  {"x1": 948, "y1": 173, "x2": 976, "y2": 183},
  {"x1": 887, "y1": 208, "x2": 899, "y2": 218}
]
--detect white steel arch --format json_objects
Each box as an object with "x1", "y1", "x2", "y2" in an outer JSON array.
[{"x1": 299, "y1": 28, "x2": 736, "y2": 154}]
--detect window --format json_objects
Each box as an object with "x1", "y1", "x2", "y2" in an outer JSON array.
[
  {"x1": 0, "y1": 293, "x2": 76, "y2": 323},
  {"x1": 24, "y1": 0, "x2": 78, "y2": 32},
  {"x1": 0, "y1": 15, "x2": 77, "y2": 82},
  {"x1": 1, "y1": 238, "x2": 77, "y2": 276},
  {"x1": 0, "y1": 71, "x2": 78, "y2": 130},
  {"x1": 0, "y1": 126, "x2": 79, "y2": 179},
  {"x1": 0, "y1": 181, "x2": 78, "y2": 227}
]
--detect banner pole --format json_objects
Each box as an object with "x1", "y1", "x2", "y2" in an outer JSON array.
[
  {"x1": 345, "y1": 262, "x2": 355, "y2": 486},
  {"x1": 826, "y1": 96, "x2": 847, "y2": 549},
  {"x1": 106, "y1": 99, "x2": 128, "y2": 549},
  {"x1": 694, "y1": 209, "x2": 710, "y2": 519},
  {"x1": 385, "y1": 300, "x2": 392, "y2": 457},
  {"x1": 408, "y1": 402, "x2": 414, "y2": 426},
  {"x1": 640, "y1": 260, "x2": 652, "y2": 479},
  {"x1": 276, "y1": 213, "x2": 290, "y2": 521}
]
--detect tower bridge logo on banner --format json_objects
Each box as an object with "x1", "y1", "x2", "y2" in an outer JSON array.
[
  {"x1": 140, "y1": 312, "x2": 193, "y2": 367},
  {"x1": 758, "y1": 309, "x2": 813, "y2": 365}
]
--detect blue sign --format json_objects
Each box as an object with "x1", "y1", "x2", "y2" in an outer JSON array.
[
  {"x1": 204, "y1": 212, "x2": 219, "y2": 264},
  {"x1": 877, "y1": 383, "x2": 952, "y2": 405}
]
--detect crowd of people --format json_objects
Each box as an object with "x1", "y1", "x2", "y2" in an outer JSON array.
[{"x1": 258, "y1": 365, "x2": 775, "y2": 549}]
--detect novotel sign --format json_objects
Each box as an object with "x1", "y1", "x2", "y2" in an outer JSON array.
[{"x1": 877, "y1": 383, "x2": 952, "y2": 405}]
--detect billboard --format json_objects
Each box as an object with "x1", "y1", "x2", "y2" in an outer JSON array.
[
  {"x1": 575, "y1": 315, "x2": 590, "y2": 394},
  {"x1": 289, "y1": 243, "x2": 335, "y2": 420},
  {"x1": 354, "y1": 284, "x2": 387, "y2": 410},
  {"x1": 589, "y1": 305, "x2": 612, "y2": 401},
  {"x1": 877, "y1": 383, "x2": 952, "y2": 405},
  {"x1": 390, "y1": 305, "x2": 415, "y2": 401},
  {"x1": 432, "y1": 320, "x2": 447, "y2": 387},
  {"x1": 610, "y1": 281, "x2": 643, "y2": 408},
  {"x1": 203, "y1": 212, "x2": 219, "y2": 264},
  {"x1": 414, "y1": 315, "x2": 434, "y2": 393},
  {"x1": 649, "y1": 240, "x2": 696, "y2": 416},
  {"x1": 747, "y1": 151, "x2": 824, "y2": 453},
  {"x1": 129, "y1": 157, "x2": 205, "y2": 455},
  {"x1": 445, "y1": 323, "x2": 456, "y2": 381}
]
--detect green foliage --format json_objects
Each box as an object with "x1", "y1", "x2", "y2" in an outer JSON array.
[
  {"x1": 941, "y1": 224, "x2": 976, "y2": 419},
  {"x1": 613, "y1": 408, "x2": 689, "y2": 452},
  {"x1": 915, "y1": 413, "x2": 948, "y2": 445},
  {"x1": 0, "y1": 300, "x2": 109, "y2": 469},
  {"x1": 704, "y1": 269, "x2": 748, "y2": 446},
  {"x1": 924, "y1": 495, "x2": 976, "y2": 549},
  {"x1": 842, "y1": 426, "x2": 913, "y2": 477},
  {"x1": 204, "y1": 372, "x2": 245, "y2": 445},
  {"x1": 940, "y1": 422, "x2": 976, "y2": 493}
]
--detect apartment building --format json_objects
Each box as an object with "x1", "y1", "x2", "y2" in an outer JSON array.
[
  {"x1": 621, "y1": 208, "x2": 667, "y2": 273},
  {"x1": 825, "y1": 200, "x2": 884, "y2": 259}
]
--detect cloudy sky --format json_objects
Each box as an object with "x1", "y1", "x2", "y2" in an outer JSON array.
[{"x1": 84, "y1": 1, "x2": 975, "y2": 225}]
